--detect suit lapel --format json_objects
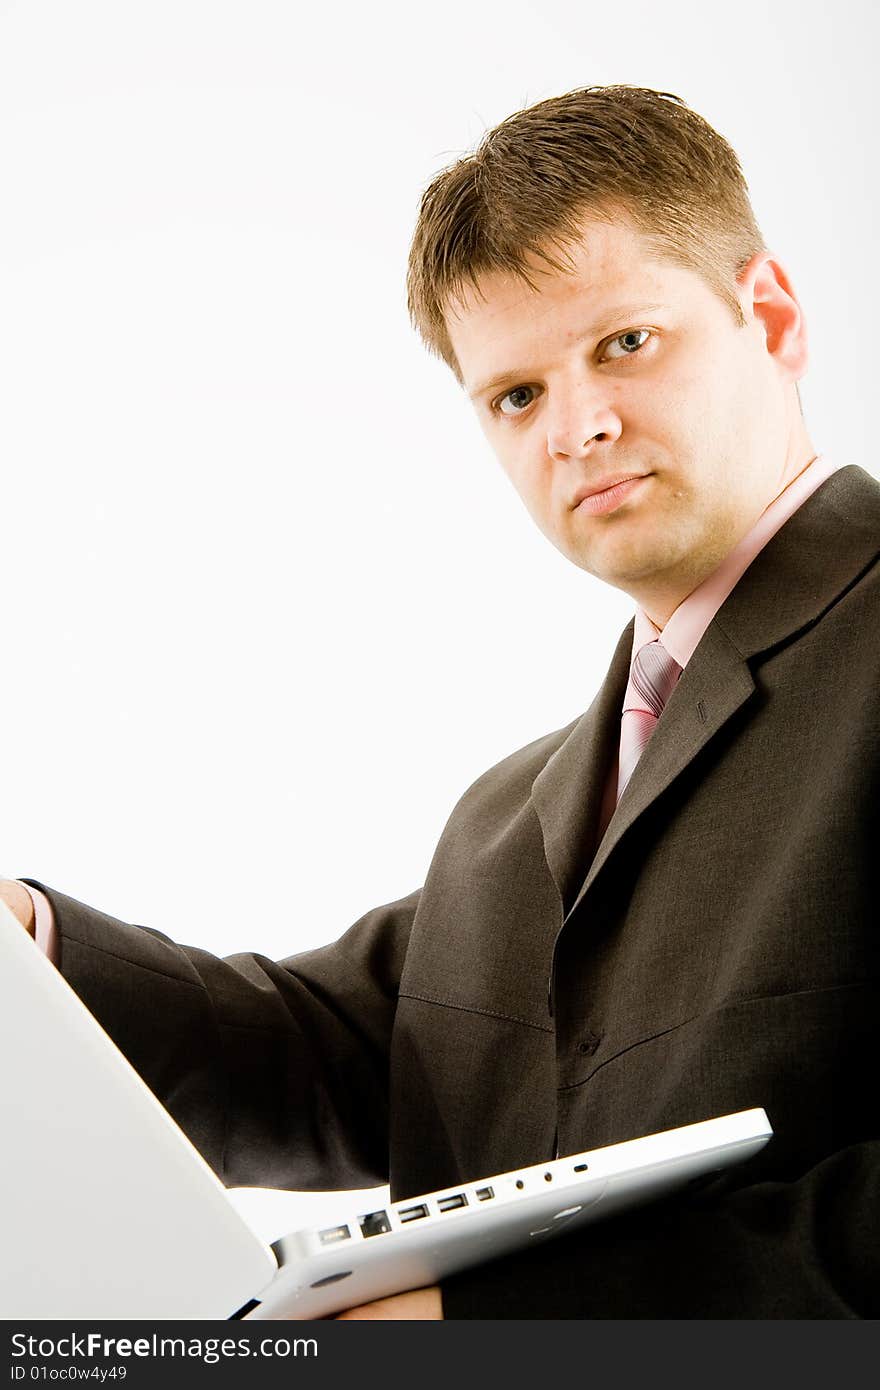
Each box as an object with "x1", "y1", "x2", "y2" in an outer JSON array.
[
  {"x1": 530, "y1": 620, "x2": 633, "y2": 915},
  {"x1": 565, "y1": 621, "x2": 755, "y2": 921},
  {"x1": 530, "y1": 464, "x2": 880, "y2": 928},
  {"x1": 707, "y1": 464, "x2": 880, "y2": 660}
]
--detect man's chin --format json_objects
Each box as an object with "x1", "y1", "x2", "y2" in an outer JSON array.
[{"x1": 573, "y1": 543, "x2": 680, "y2": 591}]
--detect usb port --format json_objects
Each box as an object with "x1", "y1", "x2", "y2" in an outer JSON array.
[
  {"x1": 398, "y1": 1203, "x2": 429, "y2": 1223},
  {"x1": 358, "y1": 1210, "x2": 392, "y2": 1238},
  {"x1": 437, "y1": 1193, "x2": 468, "y2": 1212},
  {"x1": 475, "y1": 1186, "x2": 494, "y2": 1201},
  {"x1": 318, "y1": 1224, "x2": 351, "y2": 1245}
]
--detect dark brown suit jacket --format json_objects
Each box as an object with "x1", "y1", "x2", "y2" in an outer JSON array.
[{"x1": 28, "y1": 464, "x2": 880, "y2": 1317}]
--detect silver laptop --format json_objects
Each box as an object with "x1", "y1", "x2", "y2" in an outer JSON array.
[{"x1": 0, "y1": 901, "x2": 772, "y2": 1320}]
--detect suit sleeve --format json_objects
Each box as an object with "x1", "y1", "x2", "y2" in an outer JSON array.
[
  {"x1": 21, "y1": 878, "x2": 418, "y2": 1193},
  {"x1": 440, "y1": 1140, "x2": 880, "y2": 1318}
]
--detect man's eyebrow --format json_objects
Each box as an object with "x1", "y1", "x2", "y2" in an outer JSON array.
[{"x1": 467, "y1": 300, "x2": 668, "y2": 400}]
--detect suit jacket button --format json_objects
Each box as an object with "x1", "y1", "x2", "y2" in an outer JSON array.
[{"x1": 577, "y1": 1031, "x2": 602, "y2": 1056}]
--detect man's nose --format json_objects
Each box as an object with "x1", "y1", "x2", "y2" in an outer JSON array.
[{"x1": 544, "y1": 383, "x2": 623, "y2": 459}]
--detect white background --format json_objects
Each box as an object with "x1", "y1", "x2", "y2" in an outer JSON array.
[{"x1": 1, "y1": 0, "x2": 877, "y2": 959}]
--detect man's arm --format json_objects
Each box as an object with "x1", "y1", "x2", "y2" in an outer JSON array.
[{"x1": 15, "y1": 877, "x2": 420, "y2": 1194}]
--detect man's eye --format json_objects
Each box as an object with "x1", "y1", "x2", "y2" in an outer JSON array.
[
  {"x1": 603, "y1": 328, "x2": 653, "y2": 360},
  {"x1": 495, "y1": 384, "x2": 538, "y2": 417},
  {"x1": 492, "y1": 328, "x2": 654, "y2": 417}
]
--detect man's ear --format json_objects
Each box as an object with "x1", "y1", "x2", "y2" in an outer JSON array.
[{"x1": 736, "y1": 251, "x2": 809, "y2": 382}]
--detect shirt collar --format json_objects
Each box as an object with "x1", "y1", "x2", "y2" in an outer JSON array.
[{"x1": 631, "y1": 454, "x2": 843, "y2": 670}]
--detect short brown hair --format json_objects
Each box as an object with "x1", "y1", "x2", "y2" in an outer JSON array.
[{"x1": 406, "y1": 85, "x2": 767, "y2": 384}]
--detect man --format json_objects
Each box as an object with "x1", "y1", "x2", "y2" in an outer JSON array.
[{"x1": 3, "y1": 85, "x2": 878, "y2": 1318}]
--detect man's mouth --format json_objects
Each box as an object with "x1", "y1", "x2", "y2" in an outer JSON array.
[{"x1": 572, "y1": 475, "x2": 650, "y2": 516}]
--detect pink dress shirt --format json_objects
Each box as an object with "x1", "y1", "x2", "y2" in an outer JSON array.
[
  {"x1": 25, "y1": 880, "x2": 59, "y2": 963},
  {"x1": 594, "y1": 452, "x2": 842, "y2": 843},
  {"x1": 22, "y1": 453, "x2": 842, "y2": 959}
]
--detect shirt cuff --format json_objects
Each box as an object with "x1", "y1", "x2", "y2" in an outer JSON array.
[{"x1": 19, "y1": 882, "x2": 60, "y2": 966}]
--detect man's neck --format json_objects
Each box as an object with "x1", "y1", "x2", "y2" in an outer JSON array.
[{"x1": 640, "y1": 449, "x2": 822, "y2": 629}]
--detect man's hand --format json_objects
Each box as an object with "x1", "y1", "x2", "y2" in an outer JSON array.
[
  {"x1": 333, "y1": 1286, "x2": 443, "y2": 1320},
  {"x1": 0, "y1": 880, "x2": 35, "y2": 936}
]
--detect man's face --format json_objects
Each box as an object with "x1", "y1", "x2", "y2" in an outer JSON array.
[{"x1": 446, "y1": 212, "x2": 807, "y2": 623}]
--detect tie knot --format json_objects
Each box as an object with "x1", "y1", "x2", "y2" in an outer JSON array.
[{"x1": 630, "y1": 640, "x2": 682, "y2": 720}]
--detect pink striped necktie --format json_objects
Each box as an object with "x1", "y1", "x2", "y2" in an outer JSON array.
[{"x1": 616, "y1": 639, "x2": 683, "y2": 805}]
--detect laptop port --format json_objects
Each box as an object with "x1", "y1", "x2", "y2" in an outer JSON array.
[
  {"x1": 437, "y1": 1193, "x2": 468, "y2": 1212},
  {"x1": 358, "y1": 1210, "x2": 392, "y2": 1238},
  {"x1": 398, "y1": 1203, "x2": 429, "y2": 1223},
  {"x1": 475, "y1": 1186, "x2": 494, "y2": 1201},
  {"x1": 318, "y1": 1224, "x2": 351, "y2": 1245}
]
